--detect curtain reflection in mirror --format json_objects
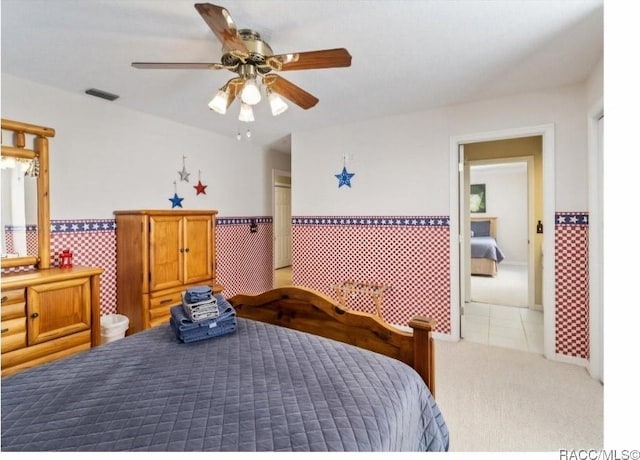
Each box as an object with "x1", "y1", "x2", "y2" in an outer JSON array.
[{"x1": 1, "y1": 157, "x2": 39, "y2": 259}]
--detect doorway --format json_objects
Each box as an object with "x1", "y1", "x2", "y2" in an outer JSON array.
[
  {"x1": 449, "y1": 124, "x2": 556, "y2": 359},
  {"x1": 273, "y1": 170, "x2": 292, "y2": 287},
  {"x1": 463, "y1": 154, "x2": 540, "y2": 353}
]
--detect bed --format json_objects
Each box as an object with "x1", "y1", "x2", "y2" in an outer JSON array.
[
  {"x1": 470, "y1": 217, "x2": 505, "y2": 276},
  {"x1": 1, "y1": 287, "x2": 449, "y2": 452}
]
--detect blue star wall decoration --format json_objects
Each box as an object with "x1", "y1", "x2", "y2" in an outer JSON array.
[
  {"x1": 335, "y1": 166, "x2": 355, "y2": 188},
  {"x1": 169, "y1": 193, "x2": 184, "y2": 208},
  {"x1": 169, "y1": 180, "x2": 184, "y2": 208}
]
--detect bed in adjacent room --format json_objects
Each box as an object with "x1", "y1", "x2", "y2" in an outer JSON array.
[
  {"x1": 470, "y1": 217, "x2": 505, "y2": 276},
  {"x1": 1, "y1": 287, "x2": 449, "y2": 452}
]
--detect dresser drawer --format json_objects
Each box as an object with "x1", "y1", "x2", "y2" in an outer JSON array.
[
  {"x1": 148, "y1": 291, "x2": 181, "y2": 328},
  {"x1": 1, "y1": 288, "x2": 26, "y2": 305},
  {"x1": 1, "y1": 317, "x2": 27, "y2": 353},
  {"x1": 1, "y1": 288, "x2": 26, "y2": 321},
  {"x1": 149, "y1": 291, "x2": 182, "y2": 310},
  {"x1": 2, "y1": 302, "x2": 26, "y2": 321},
  {"x1": 2, "y1": 289, "x2": 27, "y2": 352},
  {"x1": 1, "y1": 330, "x2": 91, "y2": 377},
  {"x1": 149, "y1": 308, "x2": 171, "y2": 328}
]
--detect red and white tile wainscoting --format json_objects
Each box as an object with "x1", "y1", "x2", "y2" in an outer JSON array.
[
  {"x1": 554, "y1": 212, "x2": 589, "y2": 359},
  {"x1": 2, "y1": 217, "x2": 274, "y2": 316},
  {"x1": 216, "y1": 217, "x2": 273, "y2": 298},
  {"x1": 292, "y1": 213, "x2": 591, "y2": 359},
  {"x1": 291, "y1": 216, "x2": 451, "y2": 333},
  {"x1": 51, "y1": 220, "x2": 118, "y2": 313},
  {"x1": 3, "y1": 213, "x2": 590, "y2": 359}
]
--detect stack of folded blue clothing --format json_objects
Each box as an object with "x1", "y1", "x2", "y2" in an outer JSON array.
[
  {"x1": 169, "y1": 293, "x2": 237, "y2": 343},
  {"x1": 181, "y1": 285, "x2": 218, "y2": 322}
]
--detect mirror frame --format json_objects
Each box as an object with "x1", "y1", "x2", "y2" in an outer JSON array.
[{"x1": 1, "y1": 118, "x2": 54, "y2": 270}]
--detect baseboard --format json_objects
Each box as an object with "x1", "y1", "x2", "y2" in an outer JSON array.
[
  {"x1": 394, "y1": 324, "x2": 458, "y2": 343},
  {"x1": 549, "y1": 352, "x2": 589, "y2": 368},
  {"x1": 433, "y1": 331, "x2": 458, "y2": 342},
  {"x1": 532, "y1": 304, "x2": 543, "y2": 311}
]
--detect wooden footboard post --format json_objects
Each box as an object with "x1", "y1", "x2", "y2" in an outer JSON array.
[{"x1": 408, "y1": 316, "x2": 437, "y2": 398}]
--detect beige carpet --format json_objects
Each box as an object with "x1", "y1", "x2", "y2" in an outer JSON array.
[
  {"x1": 471, "y1": 263, "x2": 528, "y2": 307},
  {"x1": 434, "y1": 339, "x2": 603, "y2": 451}
]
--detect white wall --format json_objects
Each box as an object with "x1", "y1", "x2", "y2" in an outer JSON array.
[
  {"x1": 292, "y1": 83, "x2": 588, "y2": 216},
  {"x1": 470, "y1": 163, "x2": 528, "y2": 264},
  {"x1": 586, "y1": 58, "x2": 604, "y2": 108},
  {"x1": 1, "y1": 74, "x2": 275, "y2": 219}
]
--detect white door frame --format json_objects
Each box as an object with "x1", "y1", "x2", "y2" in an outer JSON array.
[
  {"x1": 272, "y1": 169, "x2": 292, "y2": 271},
  {"x1": 587, "y1": 99, "x2": 604, "y2": 382},
  {"x1": 449, "y1": 124, "x2": 556, "y2": 359}
]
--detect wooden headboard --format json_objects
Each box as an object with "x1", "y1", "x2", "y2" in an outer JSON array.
[{"x1": 471, "y1": 216, "x2": 497, "y2": 239}]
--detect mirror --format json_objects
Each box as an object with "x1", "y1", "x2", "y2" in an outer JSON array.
[
  {"x1": 1, "y1": 118, "x2": 53, "y2": 270},
  {"x1": 1, "y1": 164, "x2": 39, "y2": 258}
]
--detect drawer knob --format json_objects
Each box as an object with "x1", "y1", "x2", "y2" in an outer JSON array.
[
  {"x1": 1, "y1": 296, "x2": 7, "y2": 304},
  {"x1": 30, "y1": 312, "x2": 39, "y2": 319}
]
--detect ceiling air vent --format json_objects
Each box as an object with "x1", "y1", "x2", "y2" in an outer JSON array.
[{"x1": 85, "y1": 88, "x2": 119, "y2": 101}]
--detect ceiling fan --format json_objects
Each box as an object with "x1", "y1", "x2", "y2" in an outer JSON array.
[{"x1": 132, "y1": 3, "x2": 352, "y2": 121}]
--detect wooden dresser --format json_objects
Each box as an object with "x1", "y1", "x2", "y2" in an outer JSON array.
[
  {"x1": 114, "y1": 210, "x2": 223, "y2": 335},
  {"x1": 1, "y1": 266, "x2": 104, "y2": 377}
]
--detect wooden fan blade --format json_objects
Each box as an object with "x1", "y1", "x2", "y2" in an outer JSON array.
[
  {"x1": 264, "y1": 75, "x2": 319, "y2": 109},
  {"x1": 132, "y1": 62, "x2": 224, "y2": 70},
  {"x1": 270, "y1": 48, "x2": 352, "y2": 71},
  {"x1": 194, "y1": 3, "x2": 248, "y2": 52},
  {"x1": 226, "y1": 78, "x2": 245, "y2": 108}
]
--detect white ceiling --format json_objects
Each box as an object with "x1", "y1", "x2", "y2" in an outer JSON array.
[{"x1": 1, "y1": 0, "x2": 603, "y2": 154}]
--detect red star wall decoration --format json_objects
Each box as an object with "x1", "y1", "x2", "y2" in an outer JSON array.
[
  {"x1": 193, "y1": 170, "x2": 207, "y2": 195},
  {"x1": 194, "y1": 180, "x2": 207, "y2": 195}
]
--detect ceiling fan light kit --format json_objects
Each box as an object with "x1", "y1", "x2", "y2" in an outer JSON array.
[
  {"x1": 238, "y1": 103, "x2": 255, "y2": 123},
  {"x1": 132, "y1": 3, "x2": 351, "y2": 127},
  {"x1": 208, "y1": 87, "x2": 229, "y2": 114},
  {"x1": 268, "y1": 90, "x2": 288, "y2": 116}
]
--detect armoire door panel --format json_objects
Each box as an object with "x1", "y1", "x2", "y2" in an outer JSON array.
[
  {"x1": 149, "y1": 215, "x2": 184, "y2": 291},
  {"x1": 184, "y1": 215, "x2": 213, "y2": 284}
]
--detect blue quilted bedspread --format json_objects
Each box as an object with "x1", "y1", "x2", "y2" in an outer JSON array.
[
  {"x1": 1, "y1": 316, "x2": 449, "y2": 452},
  {"x1": 471, "y1": 235, "x2": 505, "y2": 262}
]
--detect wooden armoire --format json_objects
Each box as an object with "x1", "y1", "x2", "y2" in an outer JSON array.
[{"x1": 114, "y1": 210, "x2": 223, "y2": 334}]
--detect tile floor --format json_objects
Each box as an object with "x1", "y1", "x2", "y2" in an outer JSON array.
[
  {"x1": 462, "y1": 301, "x2": 544, "y2": 353},
  {"x1": 274, "y1": 266, "x2": 292, "y2": 288}
]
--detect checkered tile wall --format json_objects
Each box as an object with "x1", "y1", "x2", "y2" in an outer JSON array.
[
  {"x1": 2, "y1": 213, "x2": 590, "y2": 358},
  {"x1": 216, "y1": 217, "x2": 274, "y2": 297},
  {"x1": 291, "y1": 217, "x2": 451, "y2": 333},
  {"x1": 2, "y1": 217, "x2": 273, "y2": 317},
  {"x1": 555, "y1": 213, "x2": 589, "y2": 359},
  {"x1": 51, "y1": 220, "x2": 118, "y2": 314}
]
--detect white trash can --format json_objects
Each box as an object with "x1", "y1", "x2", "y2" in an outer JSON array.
[{"x1": 100, "y1": 314, "x2": 129, "y2": 344}]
